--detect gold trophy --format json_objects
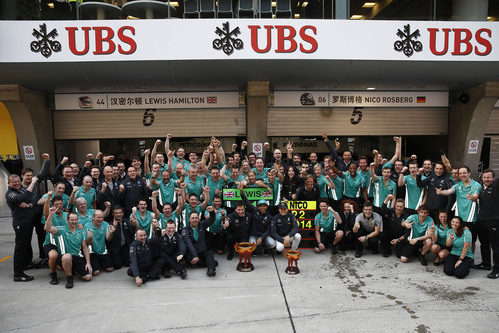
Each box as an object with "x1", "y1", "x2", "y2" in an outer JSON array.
[
  {"x1": 234, "y1": 242, "x2": 257, "y2": 272},
  {"x1": 284, "y1": 249, "x2": 302, "y2": 275}
]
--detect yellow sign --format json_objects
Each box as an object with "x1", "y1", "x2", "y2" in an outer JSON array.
[
  {"x1": 0, "y1": 102, "x2": 19, "y2": 159},
  {"x1": 285, "y1": 201, "x2": 316, "y2": 210}
]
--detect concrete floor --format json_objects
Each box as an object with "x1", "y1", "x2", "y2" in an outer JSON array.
[{"x1": 0, "y1": 217, "x2": 497, "y2": 333}]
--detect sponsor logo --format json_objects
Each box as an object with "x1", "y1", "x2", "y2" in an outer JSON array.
[
  {"x1": 394, "y1": 24, "x2": 423, "y2": 57},
  {"x1": 213, "y1": 22, "x2": 244, "y2": 56},
  {"x1": 30, "y1": 24, "x2": 62, "y2": 58},
  {"x1": 300, "y1": 93, "x2": 315, "y2": 105}
]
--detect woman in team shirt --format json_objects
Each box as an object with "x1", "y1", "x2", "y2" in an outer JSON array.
[
  {"x1": 313, "y1": 164, "x2": 335, "y2": 200},
  {"x1": 430, "y1": 210, "x2": 451, "y2": 266},
  {"x1": 332, "y1": 162, "x2": 364, "y2": 207},
  {"x1": 444, "y1": 216, "x2": 474, "y2": 279}
]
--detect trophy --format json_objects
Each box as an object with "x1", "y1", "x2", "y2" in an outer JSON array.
[
  {"x1": 284, "y1": 249, "x2": 302, "y2": 275},
  {"x1": 234, "y1": 242, "x2": 257, "y2": 272}
]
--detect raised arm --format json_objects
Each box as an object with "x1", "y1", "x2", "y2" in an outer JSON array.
[
  {"x1": 398, "y1": 166, "x2": 408, "y2": 187},
  {"x1": 441, "y1": 152, "x2": 452, "y2": 173},
  {"x1": 165, "y1": 134, "x2": 172, "y2": 155},
  {"x1": 151, "y1": 191, "x2": 161, "y2": 217},
  {"x1": 322, "y1": 131, "x2": 341, "y2": 161},
  {"x1": 201, "y1": 186, "x2": 210, "y2": 210},
  {"x1": 44, "y1": 207, "x2": 59, "y2": 234},
  {"x1": 151, "y1": 139, "x2": 161, "y2": 163},
  {"x1": 370, "y1": 163, "x2": 378, "y2": 182},
  {"x1": 389, "y1": 137, "x2": 402, "y2": 166},
  {"x1": 144, "y1": 149, "x2": 151, "y2": 176}
]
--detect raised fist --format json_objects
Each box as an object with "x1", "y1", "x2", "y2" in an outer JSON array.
[
  {"x1": 86, "y1": 153, "x2": 94, "y2": 159},
  {"x1": 61, "y1": 157, "x2": 69, "y2": 165},
  {"x1": 42, "y1": 153, "x2": 50, "y2": 160},
  {"x1": 104, "y1": 201, "x2": 111, "y2": 208},
  {"x1": 167, "y1": 133, "x2": 173, "y2": 139},
  {"x1": 72, "y1": 186, "x2": 79, "y2": 193},
  {"x1": 155, "y1": 139, "x2": 162, "y2": 145},
  {"x1": 144, "y1": 149, "x2": 150, "y2": 156},
  {"x1": 119, "y1": 184, "x2": 125, "y2": 192}
]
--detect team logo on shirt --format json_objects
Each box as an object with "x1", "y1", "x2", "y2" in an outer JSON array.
[
  {"x1": 30, "y1": 23, "x2": 62, "y2": 58},
  {"x1": 394, "y1": 24, "x2": 423, "y2": 57},
  {"x1": 213, "y1": 22, "x2": 244, "y2": 56}
]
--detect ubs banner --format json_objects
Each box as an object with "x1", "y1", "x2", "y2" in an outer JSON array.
[{"x1": 0, "y1": 19, "x2": 497, "y2": 62}]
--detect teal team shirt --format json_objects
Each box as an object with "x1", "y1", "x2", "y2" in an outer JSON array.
[
  {"x1": 373, "y1": 177, "x2": 397, "y2": 208},
  {"x1": 434, "y1": 224, "x2": 450, "y2": 247},
  {"x1": 252, "y1": 167, "x2": 270, "y2": 181},
  {"x1": 182, "y1": 204, "x2": 203, "y2": 228},
  {"x1": 86, "y1": 221, "x2": 110, "y2": 255},
  {"x1": 206, "y1": 174, "x2": 226, "y2": 205},
  {"x1": 452, "y1": 180, "x2": 481, "y2": 222},
  {"x1": 75, "y1": 187, "x2": 96, "y2": 209},
  {"x1": 55, "y1": 225, "x2": 87, "y2": 256},
  {"x1": 314, "y1": 211, "x2": 337, "y2": 233},
  {"x1": 42, "y1": 212, "x2": 68, "y2": 246},
  {"x1": 448, "y1": 228, "x2": 473, "y2": 259},
  {"x1": 157, "y1": 180, "x2": 177, "y2": 205},
  {"x1": 185, "y1": 175, "x2": 205, "y2": 199},
  {"x1": 316, "y1": 175, "x2": 330, "y2": 199},
  {"x1": 403, "y1": 175, "x2": 425, "y2": 210},
  {"x1": 265, "y1": 178, "x2": 283, "y2": 206},
  {"x1": 359, "y1": 170, "x2": 373, "y2": 198},
  {"x1": 342, "y1": 172, "x2": 364, "y2": 198},
  {"x1": 406, "y1": 214, "x2": 434, "y2": 239},
  {"x1": 172, "y1": 156, "x2": 191, "y2": 171},
  {"x1": 159, "y1": 212, "x2": 180, "y2": 230},
  {"x1": 204, "y1": 207, "x2": 226, "y2": 233},
  {"x1": 77, "y1": 208, "x2": 95, "y2": 227},
  {"x1": 130, "y1": 210, "x2": 154, "y2": 235},
  {"x1": 328, "y1": 175, "x2": 344, "y2": 201}
]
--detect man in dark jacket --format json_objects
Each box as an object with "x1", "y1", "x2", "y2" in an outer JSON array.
[
  {"x1": 416, "y1": 162, "x2": 452, "y2": 221},
  {"x1": 271, "y1": 202, "x2": 301, "y2": 253},
  {"x1": 119, "y1": 166, "x2": 149, "y2": 216},
  {"x1": 181, "y1": 208, "x2": 217, "y2": 277},
  {"x1": 127, "y1": 229, "x2": 164, "y2": 286},
  {"x1": 97, "y1": 166, "x2": 120, "y2": 219},
  {"x1": 52, "y1": 156, "x2": 81, "y2": 197},
  {"x1": 5, "y1": 174, "x2": 39, "y2": 281},
  {"x1": 107, "y1": 206, "x2": 135, "y2": 269},
  {"x1": 154, "y1": 220, "x2": 187, "y2": 279},
  {"x1": 224, "y1": 201, "x2": 253, "y2": 260}
]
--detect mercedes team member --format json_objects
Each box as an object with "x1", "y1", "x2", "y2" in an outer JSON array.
[
  {"x1": 416, "y1": 162, "x2": 452, "y2": 221},
  {"x1": 6, "y1": 174, "x2": 39, "y2": 282},
  {"x1": 271, "y1": 202, "x2": 301, "y2": 253},
  {"x1": 380, "y1": 195, "x2": 411, "y2": 258},
  {"x1": 476, "y1": 169, "x2": 499, "y2": 279},
  {"x1": 52, "y1": 157, "x2": 81, "y2": 197},
  {"x1": 155, "y1": 220, "x2": 188, "y2": 279},
  {"x1": 118, "y1": 166, "x2": 149, "y2": 216},
  {"x1": 86, "y1": 210, "x2": 115, "y2": 275},
  {"x1": 107, "y1": 206, "x2": 135, "y2": 269},
  {"x1": 128, "y1": 229, "x2": 164, "y2": 286},
  {"x1": 224, "y1": 200, "x2": 253, "y2": 260},
  {"x1": 399, "y1": 205, "x2": 434, "y2": 266},
  {"x1": 314, "y1": 199, "x2": 343, "y2": 254},
  {"x1": 352, "y1": 202, "x2": 382, "y2": 258}
]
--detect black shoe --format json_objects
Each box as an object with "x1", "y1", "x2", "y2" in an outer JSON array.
[
  {"x1": 331, "y1": 245, "x2": 338, "y2": 254},
  {"x1": 487, "y1": 269, "x2": 499, "y2": 279},
  {"x1": 23, "y1": 263, "x2": 34, "y2": 271},
  {"x1": 214, "y1": 260, "x2": 219, "y2": 267},
  {"x1": 49, "y1": 272, "x2": 59, "y2": 285},
  {"x1": 474, "y1": 263, "x2": 492, "y2": 270},
  {"x1": 372, "y1": 250, "x2": 379, "y2": 255},
  {"x1": 31, "y1": 259, "x2": 43, "y2": 269},
  {"x1": 207, "y1": 269, "x2": 216, "y2": 277},
  {"x1": 65, "y1": 276, "x2": 74, "y2": 289},
  {"x1": 354, "y1": 252, "x2": 362, "y2": 258},
  {"x1": 40, "y1": 258, "x2": 49, "y2": 268},
  {"x1": 383, "y1": 251, "x2": 391, "y2": 258},
  {"x1": 227, "y1": 252, "x2": 234, "y2": 260},
  {"x1": 179, "y1": 269, "x2": 188, "y2": 280},
  {"x1": 419, "y1": 254, "x2": 428, "y2": 266},
  {"x1": 263, "y1": 249, "x2": 270, "y2": 256},
  {"x1": 13, "y1": 273, "x2": 34, "y2": 282},
  {"x1": 162, "y1": 270, "x2": 172, "y2": 278},
  {"x1": 147, "y1": 274, "x2": 160, "y2": 280},
  {"x1": 433, "y1": 260, "x2": 441, "y2": 266}
]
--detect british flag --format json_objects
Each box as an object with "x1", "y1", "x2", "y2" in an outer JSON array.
[
  {"x1": 225, "y1": 190, "x2": 235, "y2": 198},
  {"x1": 262, "y1": 190, "x2": 272, "y2": 198},
  {"x1": 207, "y1": 96, "x2": 217, "y2": 104}
]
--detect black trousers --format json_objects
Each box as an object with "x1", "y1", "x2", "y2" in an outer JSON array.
[
  {"x1": 127, "y1": 257, "x2": 165, "y2": 279},
  {"x1": 31, "y1": 213, "x2": 45, "y2": 259},
  {"x1": 160, "y1": 253, "x2": 183, "y2": 273},
  {"x1": 478, "y1": 219, "x2": 499, "y2": 269},
  {"x1": 444, "y1": 255, "x2": 473, "y2": 279},
  {"x1": 13, "y1": 223, "x2": 33, "y2": 275},
  {"x1": 207, "y1": 231, "x2": 226, "y2": 252},
  {"x1": 338, "y1": 230, "x2": 356, "y2": 251},
  {"x1": 225, "y1": 232, "x2": 249, "y2": 254},
  {"x1": 185, "y1": 250, "x2": 216, "y2": 270},
  {"x1": 353, "y1": 227, "x2": 379, "y2": 254},
  {"x1": 109, "y1": 245, "x2": 130, "y2": 269},
  {"x1": 380, "y1": 227, "x2": 405, "y2": 255}
]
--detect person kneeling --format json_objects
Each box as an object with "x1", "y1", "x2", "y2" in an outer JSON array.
[
  {"x1": 314, "y1": 200, "x2": 343, "y2": 254},
  {"x1": 444, "y1": 216, "x2": 474, "y2": 279},
  {"x1": 128, "y1": 228, "x2": 165, "y2": 286},
  {"x1": 399, "y1": 205, "x2": 434, "y2": 266},
  {"x1": 44, "y1": 208, "x2": 92, "y2": 288},
  {"x1": 353, "y1": 202, "x2": 381, "y2": 258},
  {"x1": 153, "y1": 220, "x2": 188, "y2": 279},
  {"x1": 271, "y1": 203, "x2": 301, "y2": 253},
  {"x1": 181, "y1": 208, "x2": 218, "y2": 277}
]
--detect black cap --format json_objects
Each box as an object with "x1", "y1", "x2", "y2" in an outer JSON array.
[{"x1": 278, "y1": 202, "x2": 288, "y2": 209}]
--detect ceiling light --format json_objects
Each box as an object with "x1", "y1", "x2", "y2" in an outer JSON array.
[
  {"x1": 166, "y1": 1, "x2": 179, "y2": 6},
  {"x1": 294, "y1": 14, "x2": 300, "y2": 18},
  {"x1": 366, "y1": 87, "x2": 376, "y2": 90},
  {"x1": 350, "y1": 15, "x2": 363, "y2": 20},
  {"x1": 363, "y1": 2, "x2": 376, "y2": 8},
  {"x1": 302, "y1": 1, "x2": 309, "y2": 7},
  {"x1": 272, "y1": 1, "x2": 276, "y2": 7},
  {"x1": 47, "y1": 2, "x2": 54, "y2": 8}
]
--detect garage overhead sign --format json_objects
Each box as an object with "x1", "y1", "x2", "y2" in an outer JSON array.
[
  {"x1": 0, "y1": 20, "x2": 497, "y2": 62},
  {"x1": 273, "y1": 91, "x2": 449, "y2": 107},
  {"x1": 55, "y1": 92, "x2": 240, "y2": 110}
]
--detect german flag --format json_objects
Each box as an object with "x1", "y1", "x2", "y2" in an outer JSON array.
[{"x1": 417, "y1": 96, "x2": 426, "y2": 103}]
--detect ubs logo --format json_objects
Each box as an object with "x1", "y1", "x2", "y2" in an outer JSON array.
[
  {"x1": 30, "y1": 23, "x2": 61, "y2": 58},
  {"x1": 394, "y1": 24, "x2": 422, "y2": 57},
  {"x1": 213, "y1": 22, "x2": 244, "y2": 56}
]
